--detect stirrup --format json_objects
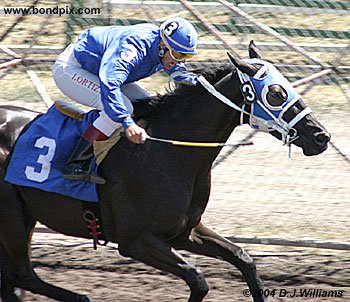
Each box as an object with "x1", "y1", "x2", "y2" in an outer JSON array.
[{"x1": 63, "y1": 162, "x2": 106, "y2": 185}]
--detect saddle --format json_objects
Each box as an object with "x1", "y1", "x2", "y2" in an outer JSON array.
[{"x1": 54, "y1": 99, "x2": 85, "y2": 121}]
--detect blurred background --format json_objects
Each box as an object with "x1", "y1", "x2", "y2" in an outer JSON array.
[{"x1": 1, "y1": 0, "x2": 349, "y2": 111}]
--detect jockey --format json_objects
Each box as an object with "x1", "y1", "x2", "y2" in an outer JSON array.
[{"x1": 52, "y1": 17, "x2": 198, "y2": 184}]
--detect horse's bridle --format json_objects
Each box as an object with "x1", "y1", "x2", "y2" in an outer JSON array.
[{"x1": 197, "y1": 70, "x2": 312, "y2": 156}]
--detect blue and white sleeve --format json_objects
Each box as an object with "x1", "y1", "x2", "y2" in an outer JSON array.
[
  {"x1": 166, "y1": 64, "x2": 198, "y2": 85},
  {"x1": 99, "y1": 46, "x2": 138, "y2": 129}
]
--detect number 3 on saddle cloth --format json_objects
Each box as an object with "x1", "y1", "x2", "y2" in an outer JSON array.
[{"x1": 5, "y1": 105, "x2": 100, "y2": 202}]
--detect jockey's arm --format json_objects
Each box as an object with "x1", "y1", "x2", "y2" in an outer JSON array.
[
  {"x1": 166, "y1": 63, "x2": 198, "y2": 85},
  {"x1": 99, "y1": 47, "x2": 148, "y2": 144}
]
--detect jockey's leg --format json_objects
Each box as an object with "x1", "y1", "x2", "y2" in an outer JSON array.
[
  {"x1": 53, "y1": 44, "x2": 102, "y2": 184},
  {"x1": 53, "y1": 45, "x2": 151, "y2": 110},
  {"x1": 63, "y1": 99, "x2": 133, "y2": 184},
  {"x1": 52, "y1": 44, "x2": 103, "y2": 109},
  {"x1": 54, "y1": 45, "x2": 149, "y2": 184},
  {"x1": 63, "y1": 123, "x2": 108, "y2": 184}
]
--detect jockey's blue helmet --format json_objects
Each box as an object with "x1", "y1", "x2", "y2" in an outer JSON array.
[{"x1": 160, "y1": 17, "x2": 198, "y2": 61}]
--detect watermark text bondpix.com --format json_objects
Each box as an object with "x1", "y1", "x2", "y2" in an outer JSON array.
[
  {"x1": 1, "y1": 6, "x2": 101, "y2": 16},
  {"x1": 243, "y1": 288, "x2": 345, "y2": 299}
]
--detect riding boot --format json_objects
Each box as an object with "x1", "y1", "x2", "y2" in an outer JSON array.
[{"x1": 63, "y1": 125, "x2": 108, "y2": 184}]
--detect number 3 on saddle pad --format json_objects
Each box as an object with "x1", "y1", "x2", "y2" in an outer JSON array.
[
  {"x1": 24, "y1": 137, "x2": 56, "y2": 183},
  {"x1": 5, "y1": 105, "x2": 100, "y2": 202}
]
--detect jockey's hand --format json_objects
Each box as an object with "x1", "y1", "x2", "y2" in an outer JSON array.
[{"x1": 125, "y1": 124, "x2": 149, "y2": 144}]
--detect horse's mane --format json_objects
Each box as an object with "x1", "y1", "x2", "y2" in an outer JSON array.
[
  {"x1": 156, "y1": 63, "x2": 233, "y2": 105},
  {"x1": 134, "y1": 63, "x2": 234, "y2": 121}
]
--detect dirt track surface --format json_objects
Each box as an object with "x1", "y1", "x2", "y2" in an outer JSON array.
[
  {"x1": 13, "y1": 109, "x2": 348, "y2": 302},
  {"x1": 26, "y1": 240, "x2": 350, "y2": 302}
]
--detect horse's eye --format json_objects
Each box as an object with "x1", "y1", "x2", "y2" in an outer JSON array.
[{"x1": 266, "y1": 85, "x2": 287, "y2": 107}]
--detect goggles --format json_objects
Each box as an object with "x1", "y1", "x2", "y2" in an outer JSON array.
[{"x1": 168, "y1": 48, "x2": 195, "y2": 61}]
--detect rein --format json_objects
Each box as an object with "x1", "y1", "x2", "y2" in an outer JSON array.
[{"x1": 147, "y1": 136, "x2": 252, "y2": 148}]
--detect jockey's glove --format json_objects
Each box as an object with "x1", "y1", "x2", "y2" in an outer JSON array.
[{"x1": 170, "y1": 71, "x2": 199, "y2": 86}]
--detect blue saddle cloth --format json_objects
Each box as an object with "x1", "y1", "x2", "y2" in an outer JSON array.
[{"x1": 5, "y1": 105, "x2": 100, "y2": 202}]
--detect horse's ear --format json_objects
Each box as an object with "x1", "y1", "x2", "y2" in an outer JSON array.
[
  {"x1": 227, "y1": 52, "x2": 258, "y2": 77},
  {"x1": 249, "y1": 40, "x2": 262, "y2": 59}
]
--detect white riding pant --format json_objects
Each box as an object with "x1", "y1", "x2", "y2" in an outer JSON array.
[{"x1": 52, "y1": 44, "x2": 150, "y2": 136}]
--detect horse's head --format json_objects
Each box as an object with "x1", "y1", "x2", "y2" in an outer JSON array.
[{"x1": 229, "y1": 41, "x2": 330, "y2": 156}]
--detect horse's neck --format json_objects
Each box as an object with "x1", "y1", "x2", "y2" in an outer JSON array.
[
  {"x1": 210, "y1": 72, "x2": 242, "y2": 139},
  {"x1": 153, "y1": 72, "x2": 242, "y2": 143}
]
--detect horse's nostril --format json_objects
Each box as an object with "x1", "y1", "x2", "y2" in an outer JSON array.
[{"x1": 315, "y1": 132, "x2": 331, "y2": 145}]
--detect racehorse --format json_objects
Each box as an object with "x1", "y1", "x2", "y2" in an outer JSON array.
[{"x1": 0, "y1": 42, "x2": 330, "y2": 302}]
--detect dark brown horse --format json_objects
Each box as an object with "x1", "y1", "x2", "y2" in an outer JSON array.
[{"x1": 0, "y1": 43, "x2": 330, "y2": 302}]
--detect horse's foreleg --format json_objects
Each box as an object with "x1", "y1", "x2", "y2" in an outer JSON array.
[
  {"x1": 171, "y1": 222, "x2": 268, "y2": 302},
  {"x1": 120, "y1": 231, "x2": 209, "y2": 302}
]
